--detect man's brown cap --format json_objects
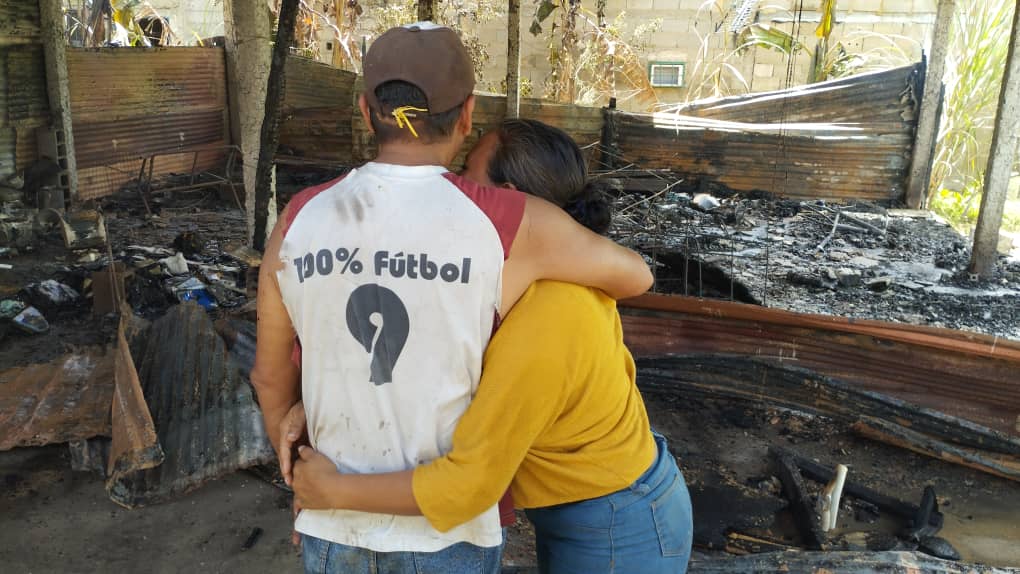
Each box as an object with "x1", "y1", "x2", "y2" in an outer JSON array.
[{"x1": 363, "y1": 23, "x2": 475, "y2": 114}]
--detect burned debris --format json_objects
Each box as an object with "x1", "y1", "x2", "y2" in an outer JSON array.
[{"x1": 2, "y1": 18, "x2": 1020, "y2": 573}]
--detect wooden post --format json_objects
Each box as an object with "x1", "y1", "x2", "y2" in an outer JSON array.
[
  {"x1": 969, "y1": 0, "x2": 1020, "y2": 278},
  {"x1": 506, "y1": 0, "x2": 522, "y2": 119},
  {"x1": 904, "y1": 0, "x2": 955, "y2": 209},
  {"x1": 222, "y1": 0, "x2": 273, "y2": 243},
  {"x1": 252, "y1": 0, "x2": 299, "y2": 252},
  {"x1": 38, "y1": 0, "x2": 79, "y2": 201},
  {"x1": 417, "y1": 0, "x2": 437, "y2": 22}
]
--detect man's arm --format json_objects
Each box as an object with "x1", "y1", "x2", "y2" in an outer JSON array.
[
  {"x1": 251, "y1": 214, "x2": 301, "y2": 457},
  {"x1": 501, "y1": 195, "x2": 652, "y2": 314}
]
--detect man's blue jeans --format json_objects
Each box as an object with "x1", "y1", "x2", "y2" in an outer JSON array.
[
  {"x1": 524, "y1": 432, "x2": 693, "y2": 574},
  {"x1": 301, "y1": 535, "x2": 503, "y2": 574}
]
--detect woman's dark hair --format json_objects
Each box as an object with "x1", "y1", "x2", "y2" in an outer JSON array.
[
  {"x1": 487, "y1": 119, "x2": 612, "y2": 234},
  {"x1": 370, "y1": 81, "x2": 464, "y2": 144}
]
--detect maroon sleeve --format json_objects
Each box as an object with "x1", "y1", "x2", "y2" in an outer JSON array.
[
  {"x1": 290, "y1": 338, "x2": 302, "y2": 369},
  {"x1": 498, "y1": 490, "x2": 516, "y2": 527},
  {"x1": 443, "y1": 173, "x2": 526, "y2": 260},
  {"x1": 281, "y1": 175, "x2": 346, "y2": 238}
]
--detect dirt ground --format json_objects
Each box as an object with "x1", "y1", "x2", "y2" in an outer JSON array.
[
  {"x1": 3, "y1": 176, "x2": 1020, "y2": 572},
  {"x1": 4, "y1": 392, "x2": 1019, "y2": 573},
  {"x1": 1, "y1": 445, "x2": 298, "y2": 573}
]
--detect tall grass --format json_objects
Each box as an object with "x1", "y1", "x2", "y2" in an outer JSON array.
[{"x1": 929, "y1": 0, "x2": 1015, "y2": 227}]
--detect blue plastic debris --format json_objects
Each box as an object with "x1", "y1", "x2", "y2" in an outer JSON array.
[{"x1": 12, "y1": 306, "x2": 48, "y2": 334}]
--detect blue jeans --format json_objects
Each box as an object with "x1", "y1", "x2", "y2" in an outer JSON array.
[
  {"x1": 301, "y1": 535, "x2": 503, "y2": 574},
  {"x1": 524, "y1": 432, "x2": 693, "y2": 574}
]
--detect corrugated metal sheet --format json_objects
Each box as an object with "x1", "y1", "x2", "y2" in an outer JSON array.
[
  {"x1": 67, "y1": 47, "x2": 230, "y2": 200},
  {"x1": 5, "y1": 45, "x2": 49, "y2": 125},
  {"x1": 619, "y1": 293, "x2": 1020, "y2": 438},
  {"x1": 107, "y1": 312, "x2": 163, "y2": 479},
  {"x1": 0, "y1": 126, "x2": 14, "y2": 176},
  {"x1": 352, "y1": 91, "x2": 603, "y2": 167},
  {"x1": 610, "y1": 64, "x2": 923, "y2": 201},
  {"x1": 279, "y1": 56, "x2": 356, "y2": 162},
  {"x1": 107, "y1": 303, "x2": 274, "y2": 508},
  {"x1": 0, "y1": 1, "x2": 41, "y2": 39},
  {"x1": 0, "y1": 348, "x2": 116, "y2": 451},
  {"x1": 0, "y1": 43, "x2": 51, "y2": 172}
]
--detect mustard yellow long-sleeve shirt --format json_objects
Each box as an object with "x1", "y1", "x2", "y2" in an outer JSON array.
[{"x1": 412, "y1": 280, "x2": 658, "y2": 533}]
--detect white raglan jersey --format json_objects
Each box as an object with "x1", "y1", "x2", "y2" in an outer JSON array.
[{"x1": 276, "y1": 162, "x2": 525, "y2": 552}]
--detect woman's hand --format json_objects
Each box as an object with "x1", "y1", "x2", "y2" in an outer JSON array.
[
  {"x1": 279, "y1": 400, "x2": 308, "y2": 487},
  {"x1": 293, "y1": 446, "x2": 342, "y2": 510}
]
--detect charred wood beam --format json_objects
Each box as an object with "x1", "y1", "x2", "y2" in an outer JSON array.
[
  {"x1": 636, "y1": 356, "x2": 1020, "y2": 458},
  {"x1": 252, "y1": 0, "x2": 299, "y2": 252},
  {"x1": 687, "y1": 551, "x2": 1016, "y2": 573},
  {"x1": 769, "y1": 446, "x2": 943, "y2": 529},
  {"x1": 853, "y1": 417, "x2": 1020, "y2": 483},
  {"x1": 772, "y1": 452, "x2": 825, "y2": 550},
  {"x1": 620, "y1": 294, "x2": 1020, "y2": 438}
]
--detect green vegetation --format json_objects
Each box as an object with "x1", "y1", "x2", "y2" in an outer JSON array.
[{"x1": 928, "y1": 0, "x2": 1020, "y2": 234}]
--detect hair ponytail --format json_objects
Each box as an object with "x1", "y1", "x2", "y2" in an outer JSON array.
[{"x1": 564, "y1": 181, "x2": 612, "y2": 235}]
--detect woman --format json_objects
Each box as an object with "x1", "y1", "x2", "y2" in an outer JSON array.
[{"x1": 286, "y1": 119, "x2": 693, "y2": 574}]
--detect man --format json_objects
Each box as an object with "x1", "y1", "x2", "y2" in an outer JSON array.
[{"x1": 252, "y1": 22, "x2": 652, "y2": 573}]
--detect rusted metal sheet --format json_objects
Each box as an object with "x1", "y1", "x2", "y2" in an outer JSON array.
[
  {"x1": 67, "y1": 47, "x2": 230, "y2": 200},
  {"x1": 352, "y1": 91, "x2": 602, "y2": 167},
  {"x1": 619, "y1": 293, "x2": 1020, "y2": 437},
  {"x1": 279, "y1": 56, "x2": 356, "y2": 162},
  {"x1": 0, "y1": 347, "x2": 116, "y2": 450},
  {"x1": 0, "y1": 1, "x2": 41, "y2": 39},
  {"x1": 107, "y1": 303, "x2": 273, "y2": 507},
  {"x1": 610, "y1": 64, "x2": 923, "y2": 201},
  {"x1": 107, "y1": 312, "x2": 163, "y2": 480}
]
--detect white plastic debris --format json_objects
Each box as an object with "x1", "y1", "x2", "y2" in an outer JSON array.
[
  {"x1": 693, "y1": 193, "x2": 721, "y2": 212},
  {"x1": 160, "y1": 252, "x2": 189, "y2": 275},
  {"x1": 819, "y1": 464, "x2": 849, "y2": 532}
]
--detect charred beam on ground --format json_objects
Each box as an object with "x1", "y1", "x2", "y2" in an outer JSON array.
[
  {"x1": 772, "y1": 452, "x2": 826, "y2": 550},
  {"x1": 853, "y1": 416, "x2": 1020, "y2": 483},
  {"x1": 770, "y1": 446, "x2": 943, "y2": 530}
]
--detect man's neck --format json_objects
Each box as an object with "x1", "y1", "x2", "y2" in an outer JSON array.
[{"x1": 374, "y1": 142, "x2": 455, "y2": 167}]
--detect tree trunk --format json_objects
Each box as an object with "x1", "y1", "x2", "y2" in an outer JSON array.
[
  {"x1": 506, "y1": 0, "x2": 521, "y2": 118},
  {"x1": 222, "y1": 0, "x2": 273, "y2": 244},
  {"x1": 252, "y1": 0, "x2": 300, "y2": 252},
  {"x1": 905, "y1": 0, "x2": 955, "y2": 209},
  {"x1": 969, "y1": 0, "x2": 1020, "y2": 277},
  {"x1": 417, "y1": 0, "x2": 437, "y2": 22},
  {"x1": 38, "y1": 0, "x2": 79, "y2": 201}
]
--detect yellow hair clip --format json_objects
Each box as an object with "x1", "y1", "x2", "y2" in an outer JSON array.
[{"x1": 391, "y1": 106, "x2": 429, "y2": 138}]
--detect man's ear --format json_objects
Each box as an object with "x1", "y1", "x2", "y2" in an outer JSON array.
[
  {"x1": 358, "y1": 94, "x2": 375, "y2": 134},
  {"x1": 457, "y1": 95, "x2": 476, "y2": 137},
  {"x1": 501, "y1": 181, "x2": 517, "y2": 190}
]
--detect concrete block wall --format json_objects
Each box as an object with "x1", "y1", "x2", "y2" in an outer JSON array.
[
  {"x1": 455, "y1": 0, "x2": 935, "y2": 110},
  {"x1": 147, "y1": 0, "x2": 225, "y2": 42},
  {"x1": 144, "y1": 0, "x2": 935, "y2": 109}
]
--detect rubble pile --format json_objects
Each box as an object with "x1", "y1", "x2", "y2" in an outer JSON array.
[{"x1": 607, "y1": 186, "x2": 1020, "y2": 339}]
